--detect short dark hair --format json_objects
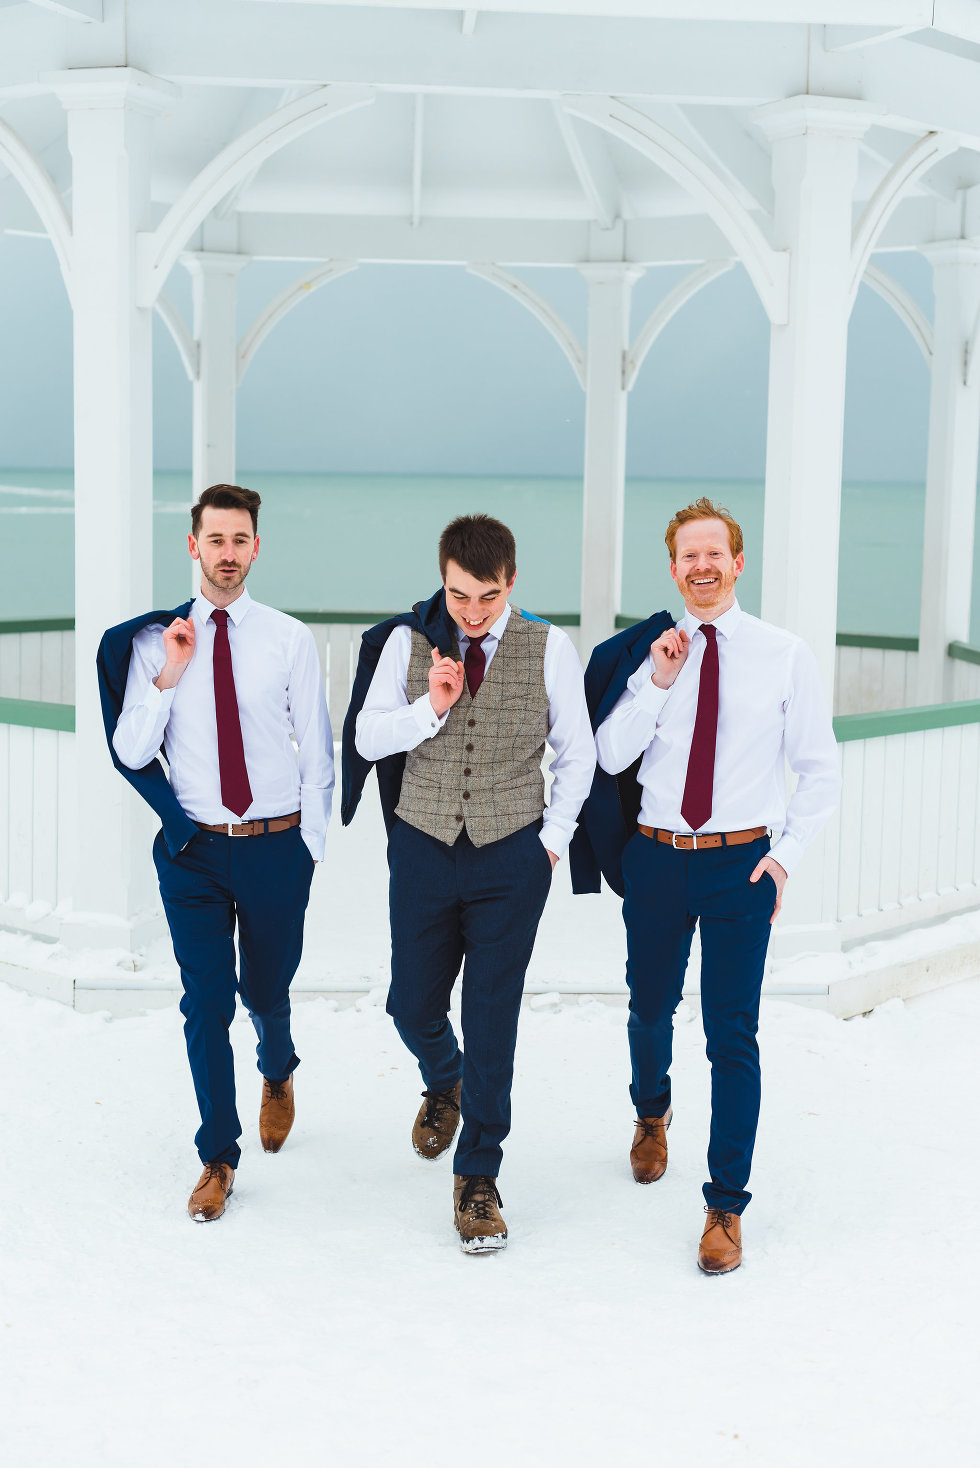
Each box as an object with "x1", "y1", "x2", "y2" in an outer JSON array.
[
  {"x1": 191, "y1": 483, "x2": 261, "y2": 538},
  {"x1": 439, "y1": 514, "x2": 516, "y2": 585}
]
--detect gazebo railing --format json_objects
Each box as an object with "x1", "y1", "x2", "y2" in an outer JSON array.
[{"x1": 0, "y1": 616, "x2": 974, "y2": 723}]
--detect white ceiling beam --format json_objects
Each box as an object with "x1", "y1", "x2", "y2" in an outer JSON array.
[
  {"x1": 823, "y1": 24, "x2": 923, "y2": 52},
  {"x1": 410, "y1": 93, "x2": 424, "y2": 228},
  {"x1": 460, "y1": 9, "x2": 478, "y2": 36},
  {"x1": 27, "y1": 0, "x2": 103, "y2": 20},
  {"x1": 27, "y1": 4, "x2": 810, "y2": 104},
  {"x1": 552, "y1": 102, "x2": 620, "y2": 231},
  {"x1": 232, "y1": 3, "x2": 932, "y2": 22}
]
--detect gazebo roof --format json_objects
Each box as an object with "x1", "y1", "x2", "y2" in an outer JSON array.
[{"x1": 4, "y1": 2, "x2": 980, "y2": 272}]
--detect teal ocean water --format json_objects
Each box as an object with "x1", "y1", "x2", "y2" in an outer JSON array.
[{"x1": 0, "y1": 469, "x2": 952, "y2": 639}]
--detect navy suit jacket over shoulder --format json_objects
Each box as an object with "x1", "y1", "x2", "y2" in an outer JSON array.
[
  {"x1": 97, "y1": 602, "x2": 200, "y2": 857},
  {"x1": 568, "y1": 610, "x2": 675, "y2": 897},
  {"x1": 341, "y1": 588, "x2": 460, "y2": 832}
]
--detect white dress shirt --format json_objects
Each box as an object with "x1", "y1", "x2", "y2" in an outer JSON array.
[
  {"x1": 355, "y1": 603, "x2": 596, "y2": 858},
  {"x1": 112, "y1": 588, "x2": 334, "y2": 861},
  {"x1": 595, "y1": 600, "x2": 840, "y2": 874}
]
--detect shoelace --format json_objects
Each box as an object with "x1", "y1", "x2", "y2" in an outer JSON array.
[
  {"x1": 634, "y1": 1118, "x2": 667, "y2": 1144},
  {"x1": 704, "y1": 1206, "x2": 736, "y2": 1239},
  {"x1": 199, "y1": 1162, "x2": 229, "y2": 1191},
  {"x1": 420, "y1": 1087, "x2": 460, "y2": 1134},
  {"x1": 458, "y1": 1176, "x2": 502, "y2": 1222},
  {"x1": 264, "y1": 1080, "x2": 291, "y2": 1106}
]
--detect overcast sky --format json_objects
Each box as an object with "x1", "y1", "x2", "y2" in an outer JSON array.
[{"x1": 0, "y1": 233, "x2": 932, "y2": 482}]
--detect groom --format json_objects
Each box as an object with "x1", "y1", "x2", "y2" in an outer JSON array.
[
  {"x1": 100, "y1": 483, "x2": 333, "y2": 1221},
  {"x1": 345, "y1": 514, "x2": 595, "y2": 1253}
]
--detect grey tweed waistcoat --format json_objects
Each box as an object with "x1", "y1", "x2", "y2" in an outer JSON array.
[{"x1": 396, "y1": 610, "x2": 550, "y2": 847}]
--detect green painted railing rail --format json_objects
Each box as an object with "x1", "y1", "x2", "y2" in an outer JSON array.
[
  {"x1": 0, "y1": 697, "x2": 75, "y2": 732},
  {"x1": 948, "y1": 641, "x2": 980, "y2": 667},
  {"x1": 0, "y1": 615, "x2": 960, "y2": 653},
  {"x1": 833, "y1": 700, "x2": 980, "y2": 742}
]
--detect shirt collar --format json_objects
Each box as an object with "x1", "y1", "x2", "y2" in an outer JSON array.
[
  {"x1": 457, "y1": 601, "x2": 512, "y2": 646},
  {"x1": 194, "y1": 585, "x2": 253, "y2": 627},
  {"x1": 680, "y1": 597, "x2": 742, "y2": 642}
]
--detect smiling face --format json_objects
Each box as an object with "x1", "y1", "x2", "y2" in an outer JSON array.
[
  {"x1": 670, "y1": 517, "x2": 743, "y2": 620},
  {"x1": 443, "y1": 558, "x2": 516, "y2": 637},
  {"x1": 189, "y1": 506, "x2": 259, "y2": 603}
]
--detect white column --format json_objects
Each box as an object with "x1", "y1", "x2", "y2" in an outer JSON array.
[
  {"x1": 51, "y1": 68, "x2": 175, "y2": 948},
  {"x1": 578, "y1": 264, "x2": 642, "y2": 658},
  {"x1": 184, "y1": 252, "x2": 246, "y2": 495},
  {"x1": 916, "y1": 241, "x2": 980, "y2": 705},
  {"x1": 755, "y1": 98, "x2": 877, "y2": 698}
]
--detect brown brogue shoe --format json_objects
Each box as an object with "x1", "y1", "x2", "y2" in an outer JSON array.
[
  {"x1": 453, "y1": 1174, "x2": 508, "y2": 1254},
  {"x1": 412, "y1": 1081, "x2": 462, "y2": 1160},
  {"x1": 630, "y1": 1105, "x2": 673, "y2": 1183},
  {"x1": 260, "y1": 1073, "x2": 295, "y2": 1153},
  {"x1": 698, "y1": 1207, "x2": 742, "y2": 1274},
  {"x1": 188, "y1": 1162, "x2": 235, "y2": 1222}
]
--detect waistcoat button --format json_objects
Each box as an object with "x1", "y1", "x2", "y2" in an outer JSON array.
[
  {"x1": 465, "y1": 743, "x2": 474, "y2": 752},
  {"x1": 462, "y1": 791, "x2": 470, "y2": 800},
  {"x1": 463, "y1": 767, "x2": 472, "y2": 776},
  {"x1": 467, "y1": 718, "x2": 476, "y2": 727},
  {"x1": 454, "y1": 813, "x2": 463, "y2": 822}
]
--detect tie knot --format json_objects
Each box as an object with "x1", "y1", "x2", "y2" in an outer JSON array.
[
  {"x1": 466, "y1": 634, "x2": 486, "y2": 649},
  {"x1": 210, "y1": 609, "x2": 229, "y2": 627},
  {"x1": 699, "y1": 622, "x2": 717, "y2": 641}
]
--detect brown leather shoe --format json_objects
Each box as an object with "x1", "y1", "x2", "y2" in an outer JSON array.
[
  {"x1": 630, "y1": 1105, "x2": 673, "y2": 1183},
  {"x1": 453, "y1": 1174, "x2": 508, "y2": 1254},
  {"x1": 698, "y1": 1207, "x2": 742, "y2": 1274},
  {"x1": 187, "y1": 1162, "x2": 235, "y2": 1222},
  {"x1": 260, "y1": 1074, "x2": 295, "y2": 1153},
  {"x1": 413, "y1": 1081, "x2": 462, "y2": 1160}
]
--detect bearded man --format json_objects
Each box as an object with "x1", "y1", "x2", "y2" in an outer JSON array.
[
  {"x1": 100, "y1": 483, "x2": 333, "y2": 1221},
  {"x1": 585, "y1": 497, "x2": 840, "y2": 1274}
]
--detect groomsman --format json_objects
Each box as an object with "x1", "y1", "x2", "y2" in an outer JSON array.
[
  {"x1": 102, "y1": 484, "x2": 333, "y2": 1221},
  {"x1": 590, "y1": 498, "x2": 840, "y2": 1273},
  {"x1": 347, "y1": 514, "x2": 595, "y2": 1252}
]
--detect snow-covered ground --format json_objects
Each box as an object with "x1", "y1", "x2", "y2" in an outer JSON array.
[{"x1": 0, "y1": 961, "x2": 974, "y2": 1465}]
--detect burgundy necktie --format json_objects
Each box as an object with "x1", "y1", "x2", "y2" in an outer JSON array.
[
  {"x1": 210, "y1": 608, "x2": 253, "y2": 818},
  {"x1": 680, "y1": 623, "x2": 719, "y2": 832},
  {"x1": 464, "y1": 635, "x2": 487, "y2": 698}
]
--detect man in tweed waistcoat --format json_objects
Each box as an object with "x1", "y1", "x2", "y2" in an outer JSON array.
[{"x1": 355, "y1": 515, "x2": 595, "y2": 1252}]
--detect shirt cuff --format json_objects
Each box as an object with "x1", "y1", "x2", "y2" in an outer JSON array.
[
  {"x1": 540, "y1": 819, "x2": 573, "y2": 859},
  {"x1": 628, "y1": 672, "x2": 673, "y2": 717},
  {"x1": 143, "y1": 680, "x2": 175, "y2": 712},
  {"x1": 411, "y1": 692, "x2": 447, "y2": 739},
  {"x1": 768, "y1": 833, "x2": 802, "y2": 876},
  {"x1": 301, "y1": 827, "x2": 324, "y2": 863}
]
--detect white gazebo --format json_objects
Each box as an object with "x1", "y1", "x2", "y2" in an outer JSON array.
[{"x1": 3, "y1": 0, "x2": 980, "y2": 1012}]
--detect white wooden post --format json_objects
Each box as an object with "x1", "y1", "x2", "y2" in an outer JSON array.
[
  {"x1": 916, "y1": 241, "x2": 980, "y2": 706},
  {"x1": 51, "y1": 68, "x2": 175, "y2": 949},
  {"x1": 184, "y1": 251, "x2": 247, "y2": 500},
  {"x1": 578, "y1": 264, "x2": 642, "y2": 658},
  {"x1": 755, "y1": 98, "x2": 877, "y2": 699}
]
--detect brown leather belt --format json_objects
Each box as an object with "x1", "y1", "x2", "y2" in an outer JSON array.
[
  {"x1": 195, "y1": 811, "x2": 301, "y2": 838},
  {"x1": 638, "y1": 824, "x2": 768, "y2": 851}
]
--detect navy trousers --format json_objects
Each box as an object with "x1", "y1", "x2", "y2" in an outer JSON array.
[
  {"x1": 386, "y1": 819, "x2": 553, "y2": 1177},
  {"x1": 153, "y1": 825, "x2": 315, "y2": 1169},
  {"x1": 622, "y1": 831, "x2": 775, "y2": 1214}
]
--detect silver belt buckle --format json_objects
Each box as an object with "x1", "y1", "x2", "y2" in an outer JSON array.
[
  {"x1": 672, "y1": 831, "x2": 696, "y2": 849},
  {"x1": 227, "y1": 822, "x2": 248, "y2": 837}
]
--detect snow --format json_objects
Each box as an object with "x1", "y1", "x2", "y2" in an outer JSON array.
[{"x1": 1, "y1": 966, "x2": 975, "y2": 1465}]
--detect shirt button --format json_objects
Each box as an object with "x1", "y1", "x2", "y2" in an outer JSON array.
[
  {"x1": 465, "y1": 743, "x2": 474, "y2": 752},
  {"x1": 467, "y1": 719, "x2": 476, "y2": 727},
  {"x1": 462, "y1": 791, "x2": 471, "y2": 800}
]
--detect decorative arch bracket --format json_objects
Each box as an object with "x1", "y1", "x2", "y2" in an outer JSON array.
[
  {"x1": 861, "y1": 263, "x2": 933, "y2": 366},
  {"x1": 136, "y1": 84, "x2": 375, "y2": 308},
  {"x1": 0, "y1": 118, "x2": 73, "y2": 303},
  {"x1": 237, "y1": 260, "x2": 359, "y2": 384},
  {"x1": 466, "y1": 263, "x2": 586, "y2": 388},
  {"x1": 624, "y1": 260, "x2": 733, "y2": 391},
  {"x1": 561, "y1": 95, "x2": 789, "y2": 325},
  {"x1": 154, "y1": 293, "x2": 200, "y2": 382},
  {"x1": 849, "y1": 132, "x2": 959, "y2": 308}
]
